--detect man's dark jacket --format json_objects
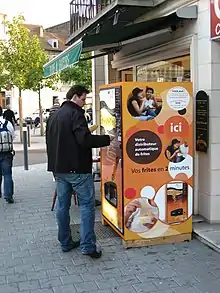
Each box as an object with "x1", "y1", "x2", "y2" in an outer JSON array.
[{"x1": 46, "y1": 101, "x2": 110, "y2": 174}]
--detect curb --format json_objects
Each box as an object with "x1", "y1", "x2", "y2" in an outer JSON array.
[{"x1": 193, "y1": 231, "x2": 220, "y2": 253}]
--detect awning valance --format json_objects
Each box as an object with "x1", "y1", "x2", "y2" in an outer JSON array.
[{"x1": 44, "y1": 40, "x2": 82, "y2": 78}]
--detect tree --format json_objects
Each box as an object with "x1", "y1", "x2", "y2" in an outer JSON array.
[
  {"x1": 60, "y1": 53, "x2": 92, "y2": 91},
  {"x1": 26, "y1": 62, "x2": 59, "y2": 136},
  {"x1": 0, "y1": 15, "x2": 56, "y2": 140},
  {"x1": 0, "y1": 54, "x2": 8, "y2": 90}
]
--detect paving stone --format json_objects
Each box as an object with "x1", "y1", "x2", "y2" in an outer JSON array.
[
  {"x1": 133, "y1": 282, "x2": 158, "y2": 292},
  {"x1": 74, "y1": 281, "x2": 98, "y2": 292},
  {"x1": 172, "y1": 287, "x2": 200, "y2": 293},
  {"x1": 31, "y1": 289, "x2": 54, "y2": 293},
  {"x1": 152, "y1": 278, "x2": 180, "y2": 290},
  {"x1": 52, "y1": 284, "x2": 76, "y2": 293},
  {"x1": 47, "y1": 268, "x2": 68, "y2": 278},
  {"x1": 112, "y1": 285, "x2": 137, "y2": 293},
  {"x1": 96, "y1": 278, "x2": 119, "y2": 290},
  {"x1": 115, "y1": 275, "x2": 140, "y2": 286},
  {"x1": 66, "y1": 265, "x2": 89, "y2": 274},
  {"x1": 60, "y1": 274, "x2": 83, "y2": 285},
  {"x1": 7, "y1": 273, "x2": 27, "y2": 283},
  {"x1": 18, "y1": 280, "x2": 40, "y2": 291},
  {"x1": 15, "y1": 264, "x2": 35, "y2": 274},
  {"x1": 0, "y1": 283, "x2": 19, "y2": 293},
  {"x1": 39, "y1": 277, "x2": 61, "y2": 289}
]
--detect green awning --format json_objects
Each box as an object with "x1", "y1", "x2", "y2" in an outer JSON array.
[{"x1": 44, "y1": 40, "x2": 82, "y2": 78}]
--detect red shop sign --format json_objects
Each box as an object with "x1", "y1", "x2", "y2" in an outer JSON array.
[{"x1": 211, "y1": 0, "x2": 220, "y2": 40}]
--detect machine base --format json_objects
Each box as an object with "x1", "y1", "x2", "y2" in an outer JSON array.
[{"x1": 122, "y1": 233, "x2": 192, "y2": 249}]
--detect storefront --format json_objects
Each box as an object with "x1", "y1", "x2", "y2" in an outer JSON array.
[{"x1": 44, "y1": 0, "x2": 220, "y2": 224}]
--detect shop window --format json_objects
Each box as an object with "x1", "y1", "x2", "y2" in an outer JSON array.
[{"x1": 137, "y1": 55, "x2": 190, "y2": 82}]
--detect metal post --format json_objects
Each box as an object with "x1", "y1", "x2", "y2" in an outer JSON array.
[
  {"x1": 23, "y1": 122, "x2": 28, "y2": 170},
  {"x1": 27, "y1": 125, "x2": 31, "y2": 147}
]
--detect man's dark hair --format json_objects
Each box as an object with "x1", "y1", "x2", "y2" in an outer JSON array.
[
  {"x1": 66, "y1": 85, "x2": 89, "y2": 100},
  {"x1": 146, "y1": 87, "x2": 154, "y2": 94},
  {"x1": 0, "y1": 106, "x2": 3, "y2": 116}
]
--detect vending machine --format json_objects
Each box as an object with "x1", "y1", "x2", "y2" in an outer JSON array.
[{"x1": 100, "y1": 82, "x2": 193, "y2": 247}]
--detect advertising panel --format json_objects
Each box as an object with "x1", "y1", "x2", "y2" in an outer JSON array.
[
  {"x1": 122, "y1": 82, "x2": 193, "y2": 241},
  {"x1": 210, "y1": 0, "x2": 220, "y2": 40},
  {"x1": 100, "y1": 87, "x2": 124, "y2": 234}
]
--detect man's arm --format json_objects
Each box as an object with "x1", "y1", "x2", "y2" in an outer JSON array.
[
  {"x1": 73, "y1": 113, "x2": 110, "y2": 148},
  {"x1": 12, "y1": 111, "x2": 16, "y2": 124}
]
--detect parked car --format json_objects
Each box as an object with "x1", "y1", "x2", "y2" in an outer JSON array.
[{"x1": 25, "y1": 109, "x2": 50, "y2": 124}]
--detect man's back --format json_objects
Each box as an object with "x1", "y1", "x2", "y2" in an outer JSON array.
[{"x1": 46, "y1": 101, "x2": 110, "y2": 174}]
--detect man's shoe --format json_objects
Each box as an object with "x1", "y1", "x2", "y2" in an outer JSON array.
[
  {"x1": 62, "y1": 241, "x2": 80, "y2": 252},
  {"x1": 83, "y1": 250, "x2": 102, "y2": 259},
  {"x1": 95, "y1": 200, "x2": 101, "y2": 207},
  {"x1": 6, "y1": 198, "x2": 14, "y2": 204}
]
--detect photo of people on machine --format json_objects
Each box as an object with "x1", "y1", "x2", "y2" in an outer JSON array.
[
  {"x1": 127, "y1": 86, "x2": 162, "y2": 121},
  {"x1": 165, "y1": 139, "x2": 189, "y2": 163}
]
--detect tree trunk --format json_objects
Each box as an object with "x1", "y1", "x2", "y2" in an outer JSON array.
[
  {"x1": 38, "y1": 88, "x2": 44, "y2": 136},
  {"x1": 18, "y1": 88, "x2": 23, "y2": 143}
]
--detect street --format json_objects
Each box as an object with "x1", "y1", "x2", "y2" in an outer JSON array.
[{"x1": 14, "y1": 150, "x2": 47, "y2": 167}]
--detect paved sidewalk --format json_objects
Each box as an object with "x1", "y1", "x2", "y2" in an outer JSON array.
[{"x1": 0, "y1": 164, "x2": 220, "y2": 293}]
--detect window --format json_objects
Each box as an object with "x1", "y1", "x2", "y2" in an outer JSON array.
[{"x1": 137, "y1": 55, "x2": 190, "y2": 82}]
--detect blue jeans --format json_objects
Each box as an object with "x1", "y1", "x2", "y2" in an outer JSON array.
[
  {"x1": 0, "y1": 154, "x2": 13, "y2": 200},
  {"x1": 55, "y1": 173, "x2": 96, "y2": 253}
]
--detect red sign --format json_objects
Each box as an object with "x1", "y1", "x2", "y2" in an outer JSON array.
[{"x1": 211, "y1": 0, "x2": 220, "y2": 39}]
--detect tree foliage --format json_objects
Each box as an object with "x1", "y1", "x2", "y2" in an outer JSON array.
[
  {"x1": 0, "y1": 15, "x2": 57, "y2": 92},
  {"x1": 60, "y1": 53, "x2": 92, "y2": 91},
  {"x1": 0, "y1": 15, "x2": 58, "y2": 137}
]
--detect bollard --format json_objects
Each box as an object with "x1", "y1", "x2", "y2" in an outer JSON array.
[
  {"x1": 27, "y1": 125, "x2": 31, "y2": 147},
  {"x1": 23, "y1": 122, "x2": 29, "y2": 170}
]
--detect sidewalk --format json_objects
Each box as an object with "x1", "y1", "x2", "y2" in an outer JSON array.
[
  {"x1": 13, "y1": 128, "x2": 46, "y2": 152},
  {"x1": 0, "y1": 163, "x2": 220, "y2": 293}
]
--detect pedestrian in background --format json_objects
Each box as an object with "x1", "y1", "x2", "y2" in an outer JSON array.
[
  {"x1": 49, "y1": 98, "x2": 60, "y2": 115},
  {"x1": 0, "y1": 106, "x2": 15, "y2": 203},
  {"x1": 46, "y1": 85, "x2": 111, "y2": 258},
  {"x1": 3, "y1": 105, "x2": 16, "y2": 128}
]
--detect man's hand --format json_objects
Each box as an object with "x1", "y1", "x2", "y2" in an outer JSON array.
[{"x1": 109, "y1": 135, "x2": 115, "y2": 142}]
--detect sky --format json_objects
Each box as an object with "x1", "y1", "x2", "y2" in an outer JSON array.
[{"x1": 0, "y1": 0, "x2": 71, "y2": 28}]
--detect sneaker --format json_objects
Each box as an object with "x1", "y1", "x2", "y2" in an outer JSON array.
[
  {"x1": 95, "y1": 200, "x2": 101, "y2": 207},
  {"x1": 6, "y1": 198, "x2": 14, "y2": 204},
  {"x1": 83, "y1": 250, "x2": 102, "y2": 259},
  {"x1": 62, "y1": 241, "x2": 80, "y2": 252}
]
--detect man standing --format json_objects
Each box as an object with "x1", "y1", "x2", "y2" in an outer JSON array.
[
  {"x1": 46, "y1": 85, "x2": 111, "y2": 258},
  {"x1": 3, "y1": 105, "x2": 16, "y2": 128},
  {"x1": 0, "y1": 106, "x2": 15, "y2": 203}
]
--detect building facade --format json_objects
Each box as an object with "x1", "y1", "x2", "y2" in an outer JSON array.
[{"x1": 65, "y1": 0, "x2": 220, "y2": 223}]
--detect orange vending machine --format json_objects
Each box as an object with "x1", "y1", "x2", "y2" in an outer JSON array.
[{"x1": 100, "y1": 82, "x2": 193, "y2": 248}]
